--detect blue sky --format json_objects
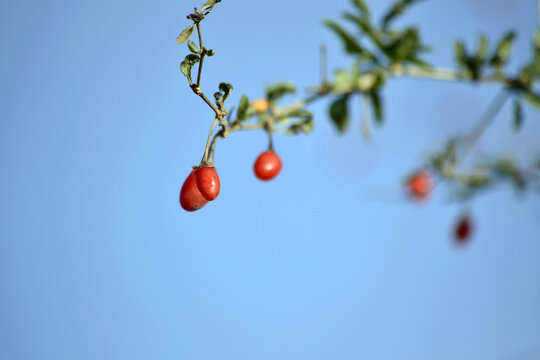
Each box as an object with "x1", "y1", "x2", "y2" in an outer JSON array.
[{"x1": 1, "y1": 0, "x2": 540, "y2": 359}]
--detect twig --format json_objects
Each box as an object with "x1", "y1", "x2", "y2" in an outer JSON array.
[
  {"x1": 457, "y1": 90, "x2": 510, "y2": 166},
  {"x1": 320, "y1": 44, "x2": 328, "y2": 84},
  {"x1": 196, "y1": 22, "x2": 205, "y2": 87},
  {"x1": 391, "y1": 65, "x2": 507, "y2": 84},
  {"x1": 201, "y1": 117, "x2": 220, "y2": 166}
]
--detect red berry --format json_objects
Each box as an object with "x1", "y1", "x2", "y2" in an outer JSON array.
[
  {"x1": 406, "y1": 171, "x2": 434, "y2": 200},
  {"x1": 454, "y1": 215, "x2": 473, "y2": 245},
  {"x1": 195, "y1": 166, "x2": 220, "y2": 201},
  {"x1": 180, "y1": 170, "x2": 208, "y2": 211},
  {"x1": 254, "y1": 151, "x2": 282, "y2": 181}
]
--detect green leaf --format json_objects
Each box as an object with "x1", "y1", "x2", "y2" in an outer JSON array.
[
  {"x1": 176, "y1": 24, "x2": 195, "y2": 44},
  {"x1": 179, "y1": 55, "x2": 200, "y2": 84},
  {"x1": 266, "y1": 83, "x2": 296, "y2": 102},
  {"x1": 185, "y1": 54, "x2": 200, "y2": 64},
  {"x1": 475, "y1": 34, "x2": 489, "y2": 62},
  {"x1": 369, "y1": 91, "x2": 383, "y2": 124},
  {"x1": 187, "y1": 40, "x2": 199, "y2": 54},
  {"x1": 323, "y1": 20, "x2": 374, "y2": 60},
  {"x1": 236, "y1": 95, "x2": 251, "y2": 122},
  {"x1": 523, "y1": 91, "x2": 540, "y2": 110},
  {"x1": 201, "y1": 0, "x2": 220, "y2": 14},
  {"x1": 454, "y1": 41, "x2": 467, "y2": 65},
  {"x1": 513, "y1": 98, "x2": 523, "y2": 131},
  {"x1": 287, "y1": 109, "x2": 314, "y2": 135},
  {"x1": 342, "y1": 13, "x2": 384, "y2": 52},
  {"x1": 329, "y1": 95, "x2": 350, "y2": 133},
  {"x1": 490, "y1": 30, "x2": 516, "y2": 67},
  {"x1": 226, "y1": 106, "x2": 235, "y2": 122},
  {"x1": 381, "y1": 0, "x2": 423, "y2": 31},
  {"x1": 219, "y1": 82, "x2": 233, "y2": 102},
  {"x1": 180, "y1": 61, "x2": 192, "y2": 84},
  {"x1": 385, "y1": 27, "x2": 425, "y2": 62},
  {"x1": 521, "y1": 56, "x2": 540, "y2": 80},
  {"x1": 351, "y1": 0, "x2": 370, "y2": 20}
]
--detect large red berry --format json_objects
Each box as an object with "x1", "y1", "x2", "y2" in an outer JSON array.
[
  {"x1": 454, "y1": 214, "x2": 473, "y2": 245},
  {"x1": 195, "y1": 166, "x2": 220, "y2": 201},
  {"x1": 254, "y1": 151, "x2": 282, "y2": 181},
  {"x1": 180, "y1": 169, "x2": 208, "y2": 211},
  {"x1": 406, "y1": 170, "x2": 434, "y2": 200}
]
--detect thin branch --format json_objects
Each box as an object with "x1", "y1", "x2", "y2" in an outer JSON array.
[
  {"x1": 196, "y1": 22, "x2": 205, "y2": 87},
  {"x1": 206, "y1": 122, "x2": 265, "y2": 164},
  {"x1": 456, "y1": 90, "x2": 510, "y2": 166},
  {"x1": 200, "y1": 117, "x2": 220, "y2": 166},
  {"x1": 391, "y1": 65, "x2": 507, "y2": 84},
  {"x1": 276, "y1": 91, "x2": 329, "y2": 117},
  {"x1": 196, "y1": 90, "x2": 221, "y2": 116},
  {"x1": 320, "y1": 44, "x2": 328, "y2": 84},
  {"x1": 361, "y1": 94, "x2": 371, "y2": 140}
]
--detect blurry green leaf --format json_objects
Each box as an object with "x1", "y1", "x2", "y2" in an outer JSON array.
[
  {"x1": 462, "y1": 174, "x2": 491, "y2": 188},
  {"x1": 385, "y1": 27, "x2": 425, "y2": 62},
  {"x1": 454, "y1": 41, "x2": 467, "y2": 65},
  {"x1": 351, "y1": 0, "x2": 370, "y2": 20},
  {"x1": 226, "y1": 106, "x2": 235, "y2": 122},
  {"x1": 513, "y1": 98, "x2": 523, "y2": 131},
  {"x1": 369, "y1": 91, "x2": 383, "y2": 124},
  {"x1": 266, "y1": 83, "x2": 296, "y2": 102},
  {"x1": 493, "y1": 158, "x2": 526, "y2": 192},
  {"x1": 287, "y1": 109, "x2": 314, "y2": 135},
  {"x1": 187, "y1": 40, "x2": 199, "y2": 54},
  {"x1": 207, "y1": 49, "x2": 216, "y2": 56},
  {"x1": 219, "y1": 82, "x2": 233, "y2": 102},
  {"x1": 236, "y1": 95, "x2": 254, "y2": 122},
  {"x1": 521, "y1": 56, "x2": 540, "y2": 80},
  {"x1": 454, "y1": 40, "x2": 482, "y2": 80},
  {"x1": 475, "y1": 34, "x2": 489, "y2": 62},
  {"x1": 324, "y1": 20, "x2": 375, "y2": 60},
  {"x1": 342, "y1": 13, "x2": 384, "y2": 51},
  {"x1": 201, "y1": 0, "x2": 220, "y2": 14},
  {"x1": 533, "y1": 30, "x2": 540, "y2": 51},
  {"x1": 329, "y1": 94, "x2": 350, "y2": 133},
  {"x1": 452, "y1": 174, "x2": 492, "y2": 200},
  {"x1": 489, "y1": 31, "x2": 516, "y2": 67},
  {"x1": 523, "y1": 91, "x2": 540, "y2": 110},
  {"x1": 381, "y1": 0, "x2": 423, "y2": 31},
  {"x1": 176, "y1": 24, "x2": 195, "y2": 44}
]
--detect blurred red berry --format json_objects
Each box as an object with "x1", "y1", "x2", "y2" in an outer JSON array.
[
  {"x1": 454, "y1": 214, "x2": 473, "y2": 245},
  {"x1": 254, "y1": 151, "x2": 282, "y2": 181},
  {"x1": 406, "y1": 171, "x2": 434, "y2": 200}
]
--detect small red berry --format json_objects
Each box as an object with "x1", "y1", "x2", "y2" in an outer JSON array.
[
  {"x1": 180, "y1": 169, "x2": 208, "y2": 211},
  {"x1": 406, "y1": 170, "x2": 434, "y2": 200},
  {"x1": 454, "y1": 214, "x2": 473, "y2": 245},
  {"x1": 254, "y1": 151, "x2": 282, "y2": 181},
  {"x1": 195, "y1": 166, "x2": 220, "y2": 201}
]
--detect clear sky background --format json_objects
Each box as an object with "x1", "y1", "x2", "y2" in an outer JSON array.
[{"x1": 1, "y1": 0, "x2": 540, "y2": 359}]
